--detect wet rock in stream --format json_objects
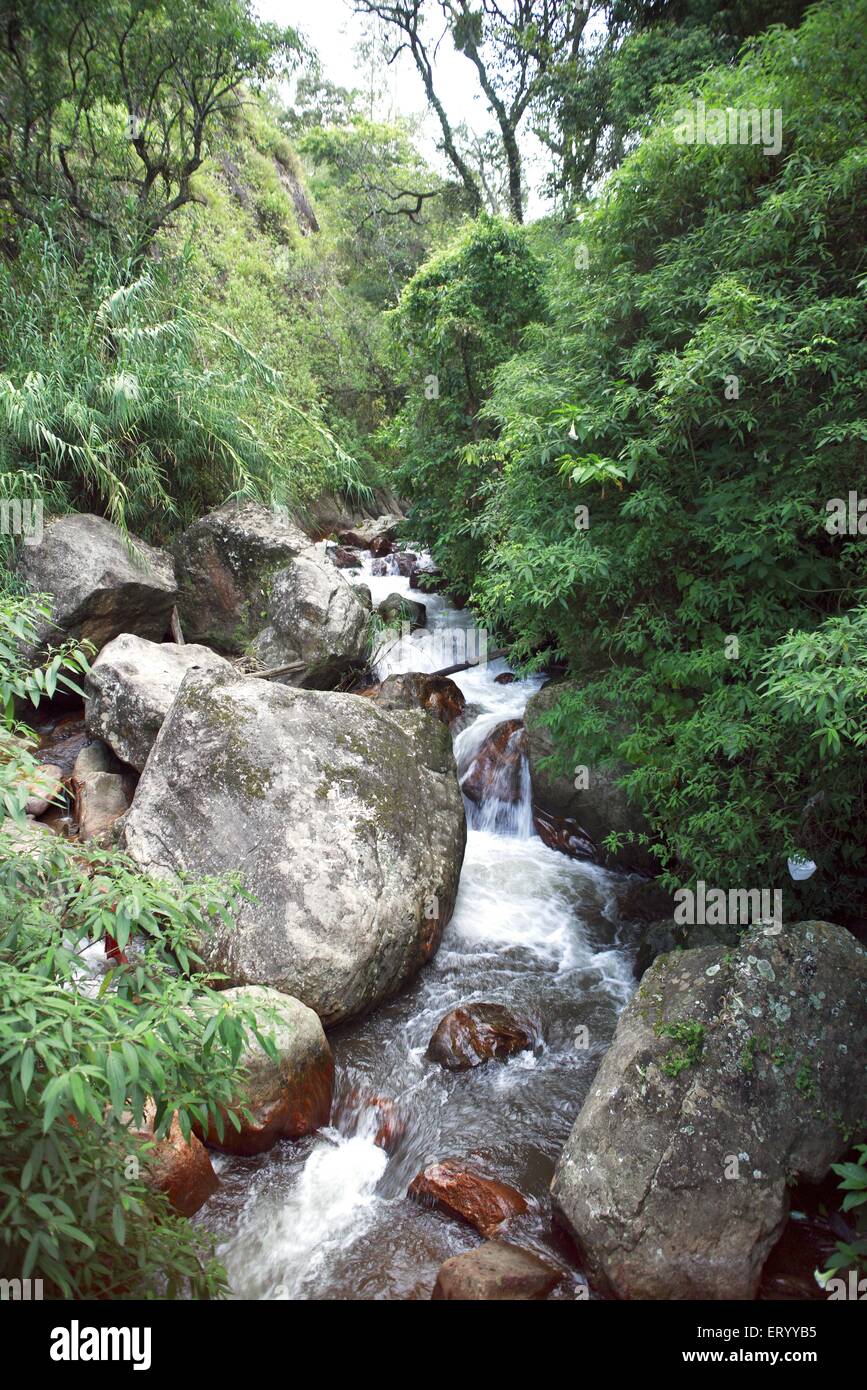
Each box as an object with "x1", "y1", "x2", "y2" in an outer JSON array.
[
  {"x1": 361, "y1": 671, "x2": 465, "y2": 726},
  {"x1": 426, "y1": 1002, "x2": 538, "y2": 1071},
  {"x1": 459, "y1": 718, "x2": 526, "y2": 806},
  {"x1": 193, "y1": 986, "x2": 333, "y2": 1156},
  {"x1": 532, "y1": 805, "x2": 597, "y2": 861},
  {"x1": 408, "y1": 1159, "x2": 529, "y2": 1237},
  {"x1": 132, "y1": 1102, "x2": 219, "y2": 1218},
  {"x1": 432, "y1": 1241, "x2": 565, "y2": 1301},
  {"x1": 376, "y1": 591, "x2": 427, "y2": 629}
]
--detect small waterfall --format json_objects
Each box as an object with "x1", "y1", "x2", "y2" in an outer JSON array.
[
  {"x1": 455, "y1": 714, "x2": 535, "y2": 839},
  {"x1": 202, "y1": 537, "x2": 636, "y2": 1302}
]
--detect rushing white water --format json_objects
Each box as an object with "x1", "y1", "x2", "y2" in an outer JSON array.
[{"x1": 200, "y1": 546, "x2": 638, "y2": 1300}]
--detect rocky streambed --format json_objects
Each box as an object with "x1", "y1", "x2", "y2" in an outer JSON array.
[
  {"x1": 16, "y1": 504, "x2": 867, "y2": 1301},
  {"x1": 196, "y1": 562, "x2": 638, "y2": 1298}
]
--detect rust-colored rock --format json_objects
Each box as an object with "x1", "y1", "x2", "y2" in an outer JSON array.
[
  {"x1": 408, "y1": 1159, "x2": 528, "y2": 1237},
  {"x1": 427, "y1": 1002, "x2": 537, "y2": 1071},
  {"x1": 134, "y1": 1105, "x2": 219, "y2": 1218},
  {"x1": 394, "y1": 551, "x2": 417, "y2": 576},
  {"x1": 194, "y1": 986, "x2": 334, "y2": 1156},
  {"x1": 432, "y1": 1241, "x2": 564, "y2": 1301},
  {"x1": 331, "y1": 546, "x2": 361, "y2": 569},
  {"x1": 409, "y1": 561, "x2": 443, "y2": 591},
  {"x1": 532, "y1": 805, "x2": 597, "y2": 861},
  {"x1": 334, "y1": 1088, "x2": 407, "y2": 1155},
  {"x1": 364, "y1": 672, "x2": 465, "y2": 726},
  {"x1": 369, "y1": 534, "x2": 395, "y2": 558},
  {"x1": 460, "y1": 719, "x2": 526, "y2": 805},
  {"x1": 494, "y1": 672, "x2": 516, "y2": 685}
]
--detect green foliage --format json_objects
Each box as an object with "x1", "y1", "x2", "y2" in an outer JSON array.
[
  {"x1": 820, "y1": 1145, "x2": 867, "y2": 1285},
  {"x1": 0, "y1": 595, "x2": 90, "y2": 728},
  {"x1": 384, "y1": 216, "x2": 546, "y2": 592},
  {"x1": 534, "y1": 0, "x2": 810, "y2": 203},
  {"x1": 0, "y1": 829, "x2": 254, "y2": 1297},
  {"x1": 655, "y1": 1019, "x2": 706, "y2": 1077},
  {"x1": 0, "y1": 592, "x2": 263, "y2": 1297},
  {"x1": 409, "y1": 0, "x2": 867, "y2": 918},
  {"x1": 0, "y1": 226, "x2": 364, "y2": 537},
  {"x1": 0, "y1": 0, "x2": 298, "y2": 257}
]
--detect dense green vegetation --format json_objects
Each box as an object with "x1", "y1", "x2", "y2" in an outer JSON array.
[
  {"x1": 0, "y1": 602, "x2": 271, "y2": 1296},
  {"x1": 0, "y1": 0, "x2": 864, "y2": 1297},
  {"x1": 390, "y1": 0, "x2": 867, "y2": 923}
]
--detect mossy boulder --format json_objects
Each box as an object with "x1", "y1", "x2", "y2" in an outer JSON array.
[
  {"x1": 551, "y1": 920, "x2": 867, "y2": 1299},
  {"x1": 86, "y1": 633, "x2": 232, "y2": 770},
  {"x1": 17, "y1": 513, "x2": 177, "y2": 656},
  {"x1": 173, "y1": 501, "x2": 310, "y2": 653},
  {"x1": 122, "y1": 667, "x2": 466, "y2": 1024},
  {"x1": 251, "y1": 549, "x2": 369, "y2": 686}
]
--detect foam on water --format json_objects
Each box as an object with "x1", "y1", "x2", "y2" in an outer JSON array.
[{"x1": 200, "y1": 541, "x2": 637, "y2": 1300}]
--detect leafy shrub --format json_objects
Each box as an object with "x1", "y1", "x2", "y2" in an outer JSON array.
[
  {"x1": 0, "y1": 227, "x2": 367, "y2": 541},
  {"x1": 383, "y1": 215, "x2": 546, "y2": 593},
  {"x1": 819, "y1": 1145, "x2": 867, "y2": 1287},
  {"x1": 0, "y1": 595, "x2": 263, "y2": 1297},
  {"x1": 396, "y1": 0, "x2": 867, "y2": 917}
]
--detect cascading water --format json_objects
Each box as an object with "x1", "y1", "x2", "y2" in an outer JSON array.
[{"x1": 198, "y1": 548, "x2": 639, "y2": 1299}]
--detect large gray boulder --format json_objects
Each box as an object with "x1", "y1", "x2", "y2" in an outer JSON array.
[
  {"x1": 173, "y1": 502, "x2": 311, "y2": 652},
  {"x1": 524, "y1": 681, "x2": 655, "y2": 873},
  {"x1": 85, "y1": 634, "x2": 232, "y2": 771},
  {"x1": 123, "y1": 668, "x2": 466, "y2": 1024},
  {"x1": 551, "y1": 920, "x2": 867, "y2": 1300},
  {"x1": 251, "y1": 550, "x2": 369, "y2": 685},
  {"x1": 16, "y1": 513, "x2": 176, "y2": 655}
]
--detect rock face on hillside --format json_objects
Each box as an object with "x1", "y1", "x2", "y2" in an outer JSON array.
[
  {"x1": 86, "y1": 634, "x2": 232, "y2": 770},
  {"x1": 122, "y1": 668, "x2": 466, "y2": 1024},
  {"x1": 16, "y1": 513, "x2": 177, "y2": 655},
  {"x1": 551, "y1": 920, "x2": 867, "y2": 1300},
  {"x1": 173, "y1": 501, "x2": 311, "y2": 652},
  {"x1": 524, "y1": 681, "x2": 655, "y2": 873},
  {"x1": 251, "y1": 550, "x2": 369, "y2": 685},
  {"x1": 301, "y1": 488, "x2": 404, "y2": 541}
]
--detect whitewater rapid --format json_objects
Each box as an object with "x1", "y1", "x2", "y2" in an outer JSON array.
[{"x1": 198, "y1": 548, "x2": 637, "y2": 1299}]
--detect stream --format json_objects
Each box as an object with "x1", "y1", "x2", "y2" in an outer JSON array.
[{"x1": 197, "y1": 549, "x2": 642, "y2": 1299}]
